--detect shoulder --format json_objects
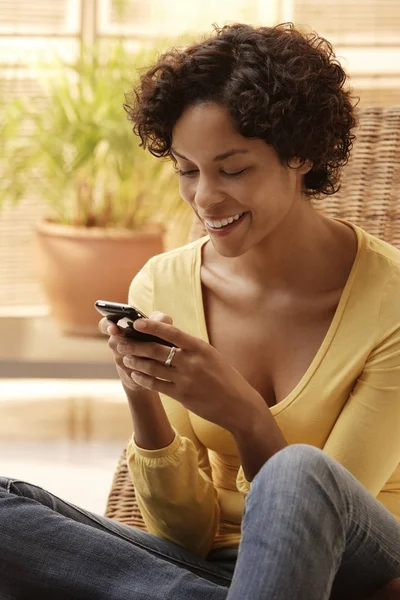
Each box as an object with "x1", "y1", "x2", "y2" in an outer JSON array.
[
  {"x1": 147, "y1": 236, "x2": 209, "y2": 280},
  {"x1": 129, "y1": 236, "x2": 208, "y2": 305},
  {"x1": 354, "y1": 225, "x2": 400, "y2": 337},
  {"x1": 142, "y1": 236, "x2": 209, "y2": 325},
  {"x1": 361, "y1": 227, "x2": 400, "y2": 269},
  {"x1": 352, "y1": 223, "x2": 400, "y2": 286}
]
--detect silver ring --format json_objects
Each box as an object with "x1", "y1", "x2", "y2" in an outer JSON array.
[{"x1": 165, "y1": 346, "x2": 177, "y2": 367}]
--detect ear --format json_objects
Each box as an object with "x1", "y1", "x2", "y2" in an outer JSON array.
[{"x1": 288, "y1": 157, "x2": 313, "y2": 174}]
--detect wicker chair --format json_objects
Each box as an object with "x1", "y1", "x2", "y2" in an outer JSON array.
[{"x1": 104, "y1": 105, "x2": 400, "y2": 529}]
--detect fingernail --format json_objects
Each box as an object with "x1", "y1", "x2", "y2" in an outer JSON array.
[{"x1": 107, "y1": 326, "x2": 114, "y2": 335}]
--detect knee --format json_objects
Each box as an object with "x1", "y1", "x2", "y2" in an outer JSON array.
[
  {"x1": 251, "y1": 444, "x2": 337, "y2": 496},
  {"x1": 277, "y1": 443, "x2": 328, "y2": 470},
  {"x1": 259, "y1": 443, "x2": 329, "y2": 475}
]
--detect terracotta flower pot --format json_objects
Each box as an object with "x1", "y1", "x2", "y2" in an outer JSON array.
[{"x1": 34, "y1": 219, "x2": 164, "y2": 336}]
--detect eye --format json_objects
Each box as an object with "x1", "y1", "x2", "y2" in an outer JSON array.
[
  {"x1": 175, "y1": 168, "x2": 247, "y2": 178},
  {"x1": 222, "y1": 168, "x2": 247, "y2": 177},
  {"x1": 175, "y1": 169, "x2": 199, "y2": 177}
]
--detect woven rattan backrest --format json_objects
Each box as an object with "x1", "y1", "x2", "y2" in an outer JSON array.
[{"x1": 105, "y1": 105, "x2": 400, "y2": 525}]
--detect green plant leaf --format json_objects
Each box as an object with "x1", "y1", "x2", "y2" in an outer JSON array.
[{"x1": 0, "y1": 37, "x2": 195, "y2": 231}]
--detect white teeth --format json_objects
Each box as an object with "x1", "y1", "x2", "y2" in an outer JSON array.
[{"x1": 205, "y1": 212, "x2": 244, "y2": 229}]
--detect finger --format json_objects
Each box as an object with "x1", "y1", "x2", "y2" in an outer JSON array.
[
  {"x1": 149, "y1": 311, "x2": 173, "y2": 325},
  {"x1": 123, "y1": 355, "x2": 178, "y2": 381},
  {"x1": 130, "y1": 370, "x2": 176, "y2": 395},
  {"x1": 99, "y1": 317, "x2": 119, "y2": 336},
  {"x1": 133, "y1": 319, "x2": 201, "y2": 350},
  {"x1": 116, "y1": 364, "x2": 146, "y2": 392},
  {"x1": 116, "y1": 340, "x2": 170, "y2": 363}
]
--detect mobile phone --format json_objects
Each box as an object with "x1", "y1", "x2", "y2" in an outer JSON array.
[{"x1": 94, "y1": 300, "x2": 174, "y2": 347}]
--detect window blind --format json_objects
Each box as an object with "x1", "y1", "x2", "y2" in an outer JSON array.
[
  {"x1": 0, "y1": 0, "x2": 80, "y2": 34},
  {"x1": 291, "y1": 0, "x2": 400, "y2": 44},
  {"x1": 97, "y1": 0, "x2": 261, "y2": 37}
]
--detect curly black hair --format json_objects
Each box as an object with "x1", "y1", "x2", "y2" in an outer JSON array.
[{"x1": 125, "y1": 22, "x2": 359, "y2": 197}]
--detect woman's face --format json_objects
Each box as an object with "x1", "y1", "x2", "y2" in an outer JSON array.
[{"x1": 171, "y1": 102, "x2": 310, "y2": 258}]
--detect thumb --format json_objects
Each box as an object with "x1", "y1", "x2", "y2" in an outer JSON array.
[{"x1": 148, "y1": 311, "x2": 173, "y2": 325}]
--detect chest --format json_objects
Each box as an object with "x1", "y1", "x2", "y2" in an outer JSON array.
[{"x1": 201, "y1": 274, "x2": 342, "y2": 408}]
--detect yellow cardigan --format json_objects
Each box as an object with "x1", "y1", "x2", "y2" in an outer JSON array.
[{"x1": 126, "y1": 219, "x2": 400, "y2": 557}]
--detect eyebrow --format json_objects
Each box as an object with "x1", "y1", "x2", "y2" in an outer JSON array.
[{"x1": 170, "y1": 148, "x2": 250, "y2": 162}]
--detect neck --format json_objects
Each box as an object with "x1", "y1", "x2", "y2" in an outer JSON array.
[{"x1": 219, "y1": 199, "x2": 356, "y2": 295}]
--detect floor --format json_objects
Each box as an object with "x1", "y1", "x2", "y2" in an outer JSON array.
[{"x1": 0, "y1": 440, "x2": 124, "y2": 515}]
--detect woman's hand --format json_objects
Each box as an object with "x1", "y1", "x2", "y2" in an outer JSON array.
[
  {"x1": 99, "y1": 313, "x2": 176, "y2": 449},
  {"x1": 116, "y1": 315, "x2": 268, "y2": 434},
  {"x1": 98, "y1": 312, "x2": 173, "y2": 394}
]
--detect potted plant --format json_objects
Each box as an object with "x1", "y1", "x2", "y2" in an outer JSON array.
[{"x1": 0, "y1": 42, "x2": 192, "y2": 335}]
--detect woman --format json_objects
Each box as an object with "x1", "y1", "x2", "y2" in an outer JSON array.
[{"x1": 1, "y1": 22, "x2": 399, "y2": 600}]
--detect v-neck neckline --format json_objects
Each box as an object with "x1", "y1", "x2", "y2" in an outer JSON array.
[{"x1": 192, "y1": 218, "x2": 364, "y2": 415}]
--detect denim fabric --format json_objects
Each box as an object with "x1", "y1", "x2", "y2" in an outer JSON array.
[
  {"x1": 0, "y1": 476, "x2": 232, "y2": 600},
  {"x1": 227, "y1": 445, "x2": 400, "y2": 600},
  {"x1": 0, "y1": 444, "x2": 399, "y2": 599}
]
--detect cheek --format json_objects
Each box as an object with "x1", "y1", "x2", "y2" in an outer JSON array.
[
  {"x1": 262, "y1": 170, "x2": 294, "y2": 197},
  {"x1": 249, "y1": 179, "x2": 291, "y2": 218}
]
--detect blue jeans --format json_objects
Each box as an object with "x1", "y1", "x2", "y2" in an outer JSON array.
[{"x1": 0, "y1": 444, "x2": 399, "y2": 599}]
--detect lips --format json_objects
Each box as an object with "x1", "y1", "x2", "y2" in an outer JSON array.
[
  {"x1": 204, "y1": 212, "x2": 245, "y2": 229},
  {"x1": 203, "y1": 211, "x2": 248, "y2": 236}
]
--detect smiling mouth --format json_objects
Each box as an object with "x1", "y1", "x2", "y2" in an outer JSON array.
[{"x1": 204, "y1": 212, "x2": 247, "y2": 230}]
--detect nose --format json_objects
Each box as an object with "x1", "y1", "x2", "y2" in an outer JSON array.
[{"x1": 192, "y1": 173, "x2": 225, "y2": 213}]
